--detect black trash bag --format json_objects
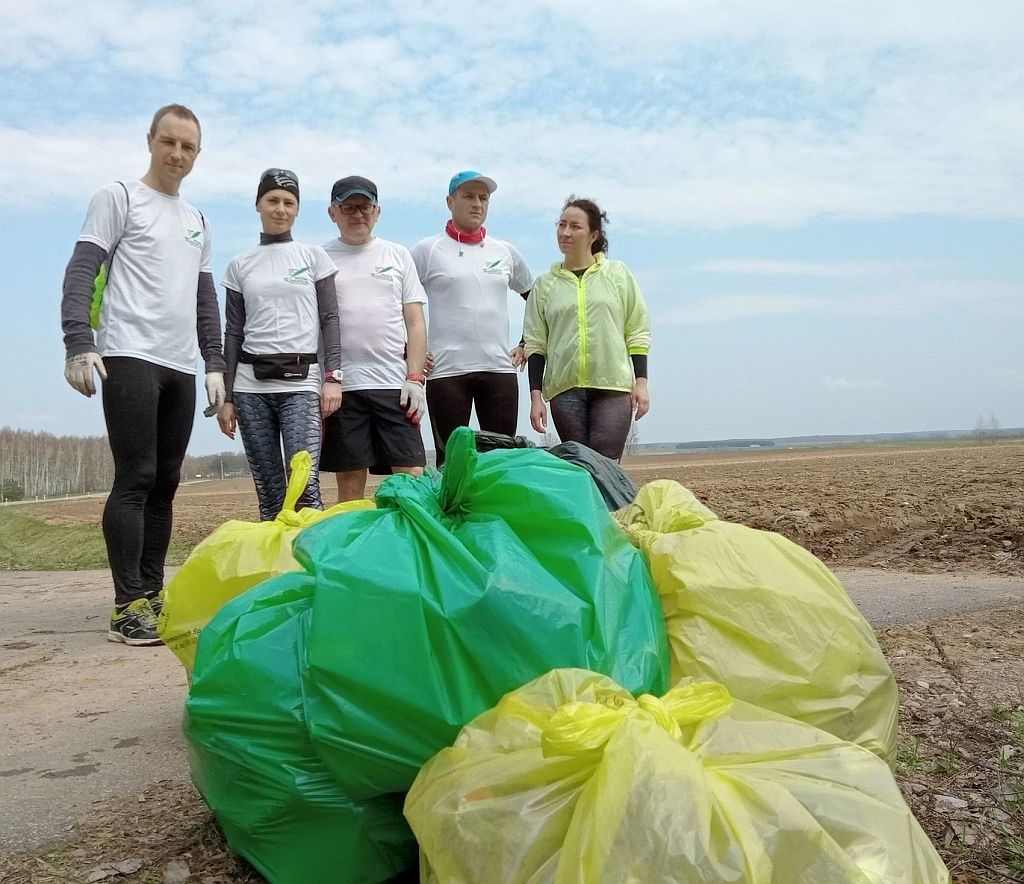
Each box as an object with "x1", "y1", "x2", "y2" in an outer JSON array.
[
  {"x1": 472, "y1": 431, "x2": 636, "y2": 510},
  {"x1": 548, "y1": 441, "x2": 638, "y2": 510},
  {"x1": 473, "y1": 430, "x2": 537, "y2": 452}
]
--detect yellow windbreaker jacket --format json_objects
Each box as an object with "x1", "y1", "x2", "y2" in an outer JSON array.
[{"x1": 523, "y1": 253, "x2": 651, "y2": 401}]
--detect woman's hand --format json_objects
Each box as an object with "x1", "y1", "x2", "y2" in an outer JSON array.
[
  {"x1": 631, "y1": 378, "x2": 650, "y2": 420},
  {"x1": 510, "y1": 344, "x2": 526, "y2": 370},
  {"x1": 530, "y1": 391, "x2": 548, "y2": 434},
  {"x1": 217, "y1": 402, "x2": 237, "y2": 440},
  {"x1": 321, "y1": 383, "x2": 343, "y2": 419}
]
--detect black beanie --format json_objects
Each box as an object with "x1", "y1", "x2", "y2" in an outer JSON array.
[{"x1": 256, "y1": 168, "x2": 300, "y2": 205}]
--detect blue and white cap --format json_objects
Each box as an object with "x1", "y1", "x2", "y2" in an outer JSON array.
[{"x1": 448, "y1": 170, "x2": 497, "y2": 196}]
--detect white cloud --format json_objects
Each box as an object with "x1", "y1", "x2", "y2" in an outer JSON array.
[
  {"x1": 657, "y1": 277, "x2": 1024, "y2": 324},
  {"x1": 0, "y1": 1, "x2": 102, "y2": 66},
  {"x1": 0, "y1": 0, "x2": 200, "y2": 69},
  {"x1": 662, "y1": 294, "x2": 821, "y2": 324},
  {"x1": 3, "y1": 2, "x2": 1024, "y2": 232},
  {"x1": 819, "y1": 377, "x2": 882, "y2": 392},
  {"x1": 693, "y1": 260, "x2": 935, "y2": 277},
  {"x1": 6, "y1": 88, "x2": 1023, "y2": 232},
  {"x1": 554, "y1": 0, "x2": 1023, "y2": 51}
]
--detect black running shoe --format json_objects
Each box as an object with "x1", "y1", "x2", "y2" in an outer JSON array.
[
  {"x1": 146, "y1": 589, "x2": 166, "y2": 619},
  {"x1": 107, "y1": 598, "x2": 162, "y2": 646}
]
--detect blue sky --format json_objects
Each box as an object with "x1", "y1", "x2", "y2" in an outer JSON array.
[{"x1": 3, "y1": 1, "x2": 1022, "y2": 455}]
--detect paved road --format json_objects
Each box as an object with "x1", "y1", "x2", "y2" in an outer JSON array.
[
  {"x1": 835, "y1": 567, "x2": 1024, "y2": 627},
  {"x1": 2, "y1": 566, "x2": 1023, "y2": 856}
]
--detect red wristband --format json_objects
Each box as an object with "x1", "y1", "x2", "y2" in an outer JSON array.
[{"x1": 406, "y1": 374, "x2": 425, "y2": 383}]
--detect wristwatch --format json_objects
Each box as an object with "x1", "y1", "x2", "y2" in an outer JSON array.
[{"x1": 325, "y1": 369, "x2": 343, "y2": 383}]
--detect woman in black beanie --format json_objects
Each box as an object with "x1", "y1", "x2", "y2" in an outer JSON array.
[{"x1": 216, "y1": 168, "x2": 344, "y2": 519}]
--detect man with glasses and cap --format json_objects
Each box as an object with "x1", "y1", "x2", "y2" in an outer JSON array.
[
  {"x1": 411, "y1": 170, "x2": 533, "y2": 467},
  {"x1": 320, "y1": 175, "x2": 428, "y2": 501}
]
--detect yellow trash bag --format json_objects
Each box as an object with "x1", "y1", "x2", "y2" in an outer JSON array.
[
  {"x1": 158, "y1": 450, "x2": 373, "y2": 675},
  {"x1": 614, "y1": 480, "x2": 899, "y2": 762},
  {"x1": 406, "y1": 669, "x2": 949, "y2": 884}
]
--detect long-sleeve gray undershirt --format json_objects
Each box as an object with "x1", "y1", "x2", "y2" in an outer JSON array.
[{"x1": 61, "y1": 241, "x2": 106, "y2": 357}]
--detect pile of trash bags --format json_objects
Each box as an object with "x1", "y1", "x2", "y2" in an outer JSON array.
[
  {"x1": 185, "y1": 428, "x2": 668, "y2": 881},
  {"x1": 180, "y1": 428, "x2": 947, "y2": 883}
]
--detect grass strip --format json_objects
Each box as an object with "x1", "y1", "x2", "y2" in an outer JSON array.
[{"x1": 0, "y1": 508, "x2": 190, "y2": 571}]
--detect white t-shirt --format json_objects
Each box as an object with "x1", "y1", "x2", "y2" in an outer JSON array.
[
  {"x1": 321, "y1": 237, "x2": 427, "y2": 391},
  {"x1": 410, "y1": 233, "x2": 533, "y2": 380},
  {"x1": 78, "y1": 180, "x2": 212, "y2": 375},
  {"x1": 223, "y1": 241, "x2": 336, "y2": 395}
]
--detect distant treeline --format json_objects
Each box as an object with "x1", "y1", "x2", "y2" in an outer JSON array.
[
  {"x1": 0, "y1": 427, "x2": 114, "y2": 500},
  {"x1": 0, "y1": 428, "x2": 249, "y2": 501},
  {"x1": 182, "y1": 451, "x2": 251, "y2": 479},
  {"x1": 675, "y1": 439, "x2": 776, "y2": 450}
]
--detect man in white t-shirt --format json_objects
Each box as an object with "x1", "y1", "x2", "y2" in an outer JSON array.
[
  {"x1": 320, "y1": 175, "x2": 428, "y2": 501},
  {"x1": 410, "y1": 170, "x2": 534, "y2": 467},
  {"x1": 60, "y1": 103, "x2": 226, "y2": 646}
]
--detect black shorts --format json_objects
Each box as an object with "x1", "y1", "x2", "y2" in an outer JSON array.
[{"x1": 320, "y1": 389, "x2": 426, "y2": 472}]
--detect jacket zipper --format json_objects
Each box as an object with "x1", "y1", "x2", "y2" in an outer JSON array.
[{"x1": 576, "y1": 270, "x2": 588, "y2": 387}]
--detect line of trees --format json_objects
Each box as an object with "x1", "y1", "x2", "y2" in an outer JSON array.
[
  {"x1": 0, "y1": 427, "x2": 114, "y2": 500},
  {"x1": 182, "y1": 451, "x2": 251, "y2": 479},
  {"x1": 0, "y1": 428, "x2": 251, "y2": 501}
]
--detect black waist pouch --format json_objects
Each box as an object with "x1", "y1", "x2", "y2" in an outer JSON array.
[{"x1": 240, "y1": 351, "x2": 318, "y2": 381}]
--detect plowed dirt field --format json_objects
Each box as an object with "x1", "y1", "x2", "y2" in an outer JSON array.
[{"x1": 32, "y1": 440, "x2": 1024, "y2": 575}]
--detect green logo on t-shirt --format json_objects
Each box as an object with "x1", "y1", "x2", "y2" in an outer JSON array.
[
  {"x1": 371, "y1": 265, "x2": 395, "y2": 281},
  {"x1": 185, "y1": 229, "x2": 203, "y2": 249},
  {"x1": 483, "y1": 259, "x2": 505, "y2": 275},
  {"x1": 285, "y1": 266, "x2": 311, "y2": 285}
]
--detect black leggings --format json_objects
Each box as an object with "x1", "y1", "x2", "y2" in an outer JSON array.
[
  {"x1": 549, "y1": 387, "x2": 633, "y2": 461},
  {"x1": 426, "y1": 371, "x2": 519, "y2": 467},
  {"x1": 101, "y1": 357, "x2": 195, "y2": 606}
]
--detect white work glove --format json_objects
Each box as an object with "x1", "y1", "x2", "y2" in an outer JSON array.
[
  {"x1": 64, "y1": 352, "x2": 107, "y2": 397},
  {"x1": 400, "y1": 378, "x2": 427, "y2": 425},
  {"x1": 205, "y1": 372, "x2": 226, "y2": 415}
]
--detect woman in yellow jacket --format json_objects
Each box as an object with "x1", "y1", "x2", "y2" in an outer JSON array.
[{"x1": 523, "y1": 196, "x2": 650, "y2": 460}]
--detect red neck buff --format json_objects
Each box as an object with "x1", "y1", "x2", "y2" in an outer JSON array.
[{"x1": 445, "y1": 219, "x2": 486, "y2": 246}]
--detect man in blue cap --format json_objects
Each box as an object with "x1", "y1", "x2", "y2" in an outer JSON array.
[{"x1": 410, "y1": 171, "x2": 533, "y2": 467}]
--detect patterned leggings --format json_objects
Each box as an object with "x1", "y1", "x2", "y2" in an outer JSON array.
[{"x1": 233, "y1": 391, "x2": 323, "y2": 521}]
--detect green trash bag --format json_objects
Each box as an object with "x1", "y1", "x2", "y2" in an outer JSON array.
[
  {"x1": 184, "y1": 571, "x2": 418, "y2": 884},
  {"x1": 159, "y1": 449, "x2": 373, "y2": 676},
  {"x1": 615, "y1": 480, "x2": 899, "y2": 762},
  {"x1": 406, "y1": 669, "x2": 949, "y2": 884},
  {"x1": 296, "y1": 427, "x2": 670, "y2": 798}
]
